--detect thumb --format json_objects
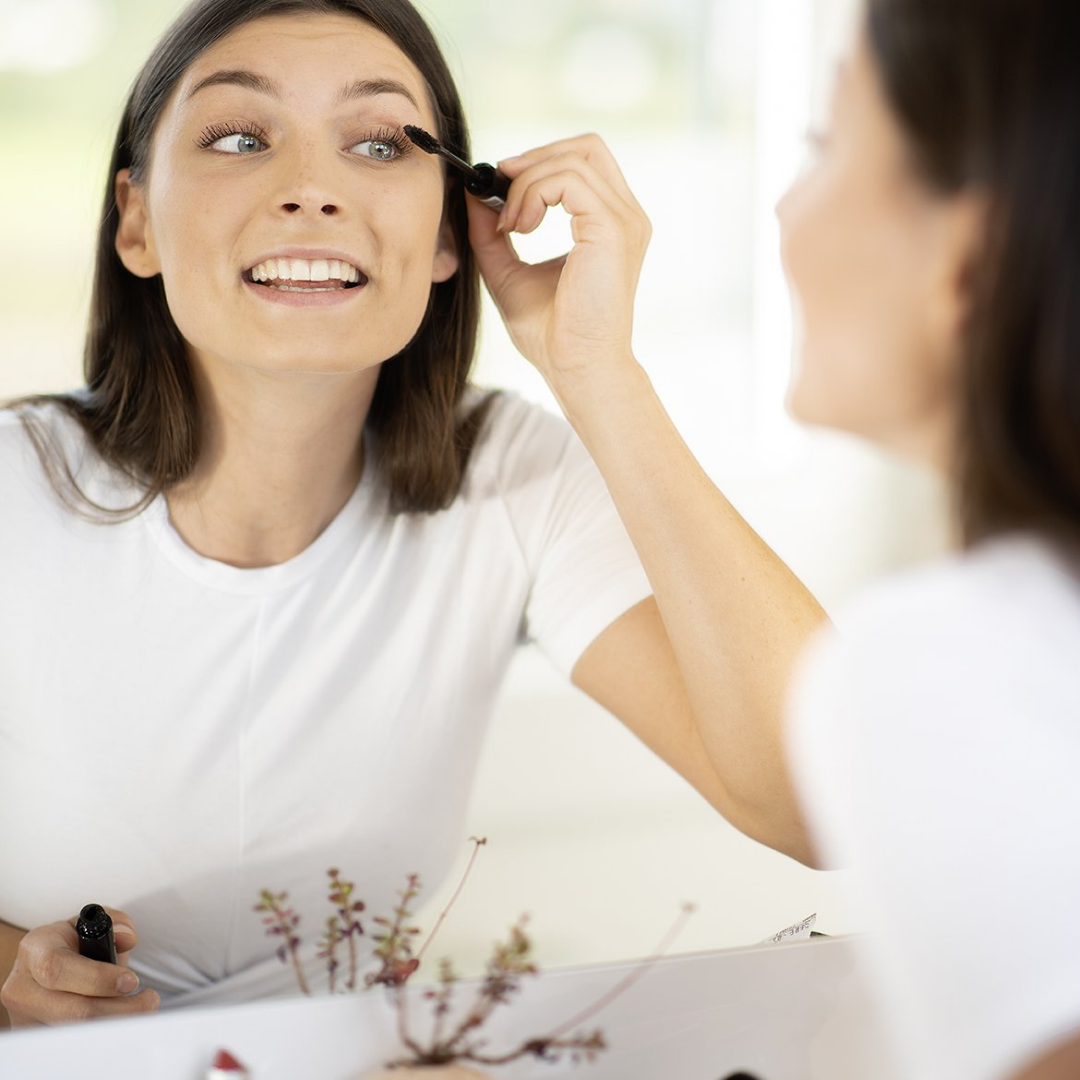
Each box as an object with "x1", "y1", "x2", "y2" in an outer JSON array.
[
  {"x1": 101, "y1": 907, "x2": 139, "y2": 956},
  {"x1": 466, "y1": 196, "x2": 524, "y2": 308}
]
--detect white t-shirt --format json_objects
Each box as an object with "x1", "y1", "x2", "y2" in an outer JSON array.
[
  {"x1": 788, "y1": 535, "x2": 1080, "y2": 1080},
  {"x1": 0, "y1": 392, "x2": 652, "y2": 1008}
]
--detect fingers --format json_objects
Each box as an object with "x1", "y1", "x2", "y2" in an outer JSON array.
[
  {"x1": 499, "y1": 132, "x2": 642, "y2": 212},
  {"x1": 467, "y1": 196, "x2": 542, "y2": 316},
  {"x1": 0, "y1": 914, "x2": 159, "y2": 1027},
  {"x1": 500, "y1": 152, "x2": 629, "y2": 239},
  {"x1": 487, "y1": 137, "x2": 650, "y2": 267},
  {"x1": 4, "y1": 980, "x2": 160, "y2": 1027}
]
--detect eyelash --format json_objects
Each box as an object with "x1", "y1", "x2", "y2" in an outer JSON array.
[
  {"x1": 194, "y1": 121, "x2": 413, "y2": 161},
  {"x1": 196, "y1": 120, "x2": 270, "y2": 150},
  {"x1": 355, "y1": 126, "x2": 413, "y2": 160}
]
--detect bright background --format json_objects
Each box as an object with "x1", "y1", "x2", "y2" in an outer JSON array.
[{"x1": 0, "y1": 0, "x2": 951, "y2": 976}]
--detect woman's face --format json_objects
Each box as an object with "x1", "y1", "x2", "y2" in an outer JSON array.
[
  {"x1": 115, "y1": 13, "x2": 458, "y2": 379},
  {"x1": 777, "y1": 23, "x2": 983, "y2": 468}
]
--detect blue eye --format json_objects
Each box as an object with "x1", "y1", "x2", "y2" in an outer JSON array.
[
  {"x1": 351, "y1": 138, "x2": 398, "y2": 161},
  {"x1": 198, "y1": 123, "x2": 269, "y2": 154},
  {"x1": 213, "y1": 132, "x2": 266, "y2": 154}
]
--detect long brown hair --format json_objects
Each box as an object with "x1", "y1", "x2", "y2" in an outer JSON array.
[
  {"x1": 867, "y1": 0, "x2": 1080, "y2": 549},
  {"x1": 12, "y1": 0, "x2": 493, "y2": 517}
]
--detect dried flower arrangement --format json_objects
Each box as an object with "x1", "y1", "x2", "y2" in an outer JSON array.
[{"x1": 255, "y1": 838, "x2": 693, "y2": 1075}]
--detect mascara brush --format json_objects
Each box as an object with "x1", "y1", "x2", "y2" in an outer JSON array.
[{"x1": 403, "y1": 125, "x2": 510, "y2": 210}]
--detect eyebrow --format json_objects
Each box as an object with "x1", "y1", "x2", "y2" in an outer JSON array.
[{"x1": 184, "y1": 70, "x2": 421, "y2": 111}]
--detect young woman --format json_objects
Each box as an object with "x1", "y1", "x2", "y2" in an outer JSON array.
[{"x1": 0, "y1": 0, "x2": 824, "y2": 1028}]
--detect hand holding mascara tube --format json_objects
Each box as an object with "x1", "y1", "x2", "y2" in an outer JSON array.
[
  {"x1": 460, "y1": 132, "x2": 651, "y2": 389},
  {"x1": 0, "y1": 905, "x2": 159, "y2": 1026}
]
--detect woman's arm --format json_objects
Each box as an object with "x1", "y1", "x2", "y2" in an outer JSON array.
[
  {"x1": 469, "y1": 135, "x2": 826, "y2": 865},
  {"x1": 565, "y1": 368, "x2": 824, "y2": 863}
]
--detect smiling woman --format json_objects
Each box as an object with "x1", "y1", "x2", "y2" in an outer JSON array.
[
  {"x1": 37, "y1": 3, "x2": 482, "y2": 520},
  {"x1": 0, "y1": 0, "x2": 827, "y2": 1031}
]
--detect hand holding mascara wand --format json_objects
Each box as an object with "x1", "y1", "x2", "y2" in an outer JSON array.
[
  {"x1": 458, "y1": 131, "x2": 651, "y2": 390},
  {"x1": 403, "y1": 125, "x2": 511, "y2": 209}
]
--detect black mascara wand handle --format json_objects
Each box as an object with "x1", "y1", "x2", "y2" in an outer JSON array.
[
  {"x1": 466, "y1": 163, "x2": 510, "y2": 209},
  {"x1": 76, "y1": 903, "x2": 117, "y2": 964}
]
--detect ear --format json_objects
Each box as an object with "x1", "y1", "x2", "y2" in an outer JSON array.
[
  {"x1": 431, "y1": 214, "x2": 460, "y2": 284},
  {"x1": 927, "y1": 188, "x2": 990, "y2": 347},
  {"x1": 114, "y1": 168, "x2": 161, "y2": 278}
]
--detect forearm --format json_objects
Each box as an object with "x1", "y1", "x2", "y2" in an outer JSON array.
[
  {"x1": 555, "y1": 359, "x2": 828, "y2": 862},
  {"x1": 0, "y1": 919, "x2": 28, "y2": 1030}
]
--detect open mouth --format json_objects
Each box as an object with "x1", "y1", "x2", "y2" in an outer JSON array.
[{"x1": 243, "y1": 257, "x2": 368, "y2": 293}]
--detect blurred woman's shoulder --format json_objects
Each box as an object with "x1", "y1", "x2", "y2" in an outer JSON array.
[
  {"x1": 842, "y1": 534, "x2": 1080, "y2": 651},
  {"x1": 793, "y1": 532, "x2": 1080, "y2": 743}
]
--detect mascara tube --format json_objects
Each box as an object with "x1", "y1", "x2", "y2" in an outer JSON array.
[
  {"x1": 463, "y1": 164, "x2": 511, "y2": 210},
  {"x1": 76, "y1": 903, "x2": 117, "y2": 964}
]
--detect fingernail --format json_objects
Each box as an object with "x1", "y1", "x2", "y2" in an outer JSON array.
[
  {"x1": 114, "y1": 923, "x2": 135, "y2": 941},
  {"x1": 118, "y1": 970, "x2": 139, "y2": 994},
  {"x1": 496, "y1": 211, "x2": 508, "y2": 233}
]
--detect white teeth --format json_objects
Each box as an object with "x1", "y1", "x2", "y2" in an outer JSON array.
[{"x1": 247, "y1": 257, "x2": 363, "y2": 284}]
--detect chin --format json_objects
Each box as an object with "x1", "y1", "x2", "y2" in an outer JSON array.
[
  {"x1": 785, "y1": 343, "x2": 858, "y2": 433},
  {"x1": 239, "y1": 350, "x2": 387, "y2": 378}
]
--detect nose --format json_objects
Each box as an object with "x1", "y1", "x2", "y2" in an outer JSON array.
[{"x1": 275, "y1": 141, "x2": 345, "y2": 217}]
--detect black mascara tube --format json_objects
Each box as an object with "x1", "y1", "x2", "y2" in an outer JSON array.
[
  {"x1": 76, "y1": 903, "x2": 117, "y2": 964},
  {"x1": 463, "y1": 163, "x2": 511, "y2": 210}
]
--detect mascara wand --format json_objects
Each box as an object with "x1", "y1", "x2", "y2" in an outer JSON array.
[{"x1": 403, "y1": 125, "x2": 510, "y2": 209}]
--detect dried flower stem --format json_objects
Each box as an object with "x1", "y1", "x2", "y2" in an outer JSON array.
[
  {"x1": 539, "y1": 902, "x2": 697, "y2": 1040},
  {"x1": 327, "y1": 869, "x2": 365, "y2": 991},
  {"x1": 368, "y1": 875, "x2": 422, "y2": 988},
  {"x1": 254, "y1": 889, "x2": 311, "y2": 996},
  {"x1": 318, "y1": 916, "x2": 342, "y2": 994},
  {"x1": 415, "y1": 836, "x2": 487, "y2": 965}
]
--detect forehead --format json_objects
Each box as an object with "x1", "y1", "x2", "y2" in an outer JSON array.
[{"x1": 177, "y1": 11, "x2": 430, "y2": 106}]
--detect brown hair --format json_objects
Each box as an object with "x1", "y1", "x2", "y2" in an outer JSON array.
[
  {"x1": 12, "y1": 0, "x2": 493, "y2": 517},
  {"x1": 867, "y1": 0, "x2": 1080, "y2": 548}
]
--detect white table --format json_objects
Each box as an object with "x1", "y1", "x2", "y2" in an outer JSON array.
[{"x1": 0, "y1": 936, "x2": 900, "y2": 1080}]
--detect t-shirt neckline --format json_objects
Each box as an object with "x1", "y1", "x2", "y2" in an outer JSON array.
[{"x1": 143, "y1": 437, "x2": 378, "y2": 595}]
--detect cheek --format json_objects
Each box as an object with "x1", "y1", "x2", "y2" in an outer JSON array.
[
  {"x1": 780, "y1": 166, "x2": 942, "y2": 440},
  {"x1": 375, "y1": 191, "x2": 450, "y2": 312}
]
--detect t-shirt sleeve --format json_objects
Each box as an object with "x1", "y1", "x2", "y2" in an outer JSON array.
[
  {"x1": 486, "y1": 395, "x2": 653, "y2": 678},
  {"x1": 786, "y1": 563, "x2": 1080, "y2": 1080}
]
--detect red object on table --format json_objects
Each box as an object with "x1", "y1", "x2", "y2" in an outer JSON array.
[{"x1": 211, "y1": 1049, "x2": 249, "y2": 1074}]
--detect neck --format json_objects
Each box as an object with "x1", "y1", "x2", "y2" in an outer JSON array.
[{"x1": 166, "y1": 360, "x2": 380, "y2": 568}]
